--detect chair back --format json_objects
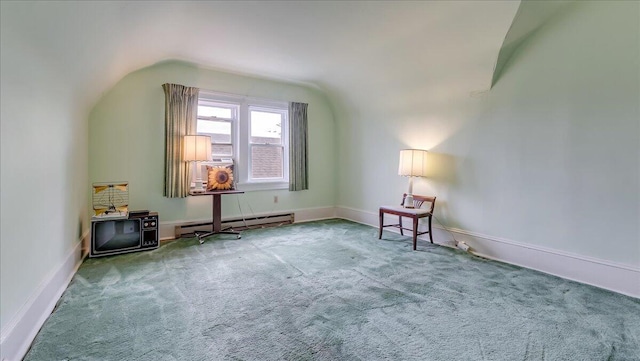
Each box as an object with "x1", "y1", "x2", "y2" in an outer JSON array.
[{"x1": 401, "y1": 193, "x2": 436, "y2": 213}]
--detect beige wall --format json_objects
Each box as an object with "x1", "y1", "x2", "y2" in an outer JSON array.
[{"x1": 1, "y1": 18, "x2": 89, "y2": 330}]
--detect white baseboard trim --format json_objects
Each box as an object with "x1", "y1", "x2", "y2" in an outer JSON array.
[
  {"x1": 292, "y1": 206, "x2": 336, "y2": 223},
  {"x1": 0, "y1": 231, "x2": 88, "y2": 361},
  {"x1": 336, "y1": 206, "x2": 379, "y2": 228},
  {"x1": 159, "y1": 206, "x2": 337, "y2": 240},
  {"x1": 336, "y1": 206, "x2": 640, "y2": 298}
]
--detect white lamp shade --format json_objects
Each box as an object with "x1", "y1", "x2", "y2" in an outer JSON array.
[
  {"x1": 183, "y1": 135, "x2": 212, "y2": 162},
  {"x1": 398, "y1": 149, "x2": 428, "y2": 177}
]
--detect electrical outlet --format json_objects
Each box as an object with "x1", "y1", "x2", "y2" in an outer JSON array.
[{"x1": 273, "y1": 196, "x2": 278, "y2": 203}]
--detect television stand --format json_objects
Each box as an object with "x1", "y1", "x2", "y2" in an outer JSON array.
[{"x1": 189, "y1": 190, "x2": 244, "y2": 244}]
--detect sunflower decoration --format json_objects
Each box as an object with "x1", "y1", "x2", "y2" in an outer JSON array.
[{"x1": 207, "y1": 165, "x2": 235, "y2": 191}]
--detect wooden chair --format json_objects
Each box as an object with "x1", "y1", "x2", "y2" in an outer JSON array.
[{"x1": 379, "y1": 194, "x2": 436, "y2": 250}]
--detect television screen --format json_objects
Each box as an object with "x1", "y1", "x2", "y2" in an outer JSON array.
[{"x1": 93, "y1": 219, "x2": 141, "y2": 253}]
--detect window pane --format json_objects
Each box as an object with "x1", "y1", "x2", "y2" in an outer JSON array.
[
  {"x1": 251, "y1": 145, "x2": 283, "y2": 179},
  {"x1": 212, "y1": 144, "x2": 233, "y2": 157},
  {"x1": 197, "y1": 119, "x2": 231, "y2": 143},
  {"x1": 250, "y1": 110, "x2": 282, "y2": 144},
  {"x1": 198, "y1": 105, "x2": 232, "y2": 118}
]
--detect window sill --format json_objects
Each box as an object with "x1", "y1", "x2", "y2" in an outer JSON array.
[{"x1": 236, "y1": 182, "x2": 289, "y2": 192}]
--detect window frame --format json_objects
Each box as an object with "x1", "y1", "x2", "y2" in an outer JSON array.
[
  {"x1": 196, "y1": 91, "x2": 289, "y2": 192},
  {"x1": 196, "y1": 99, "x2": 238, "y2": 159},
  {"x1": 246, "y1": 104, "x2": 289, "y2": 183}
]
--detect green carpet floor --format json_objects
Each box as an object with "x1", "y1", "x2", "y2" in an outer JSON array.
[{"x1": 24, "y1": 219, "x2": 640, "y2": 360}]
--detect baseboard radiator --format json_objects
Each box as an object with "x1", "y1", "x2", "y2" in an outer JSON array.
[{"x1": 175, "y1": 212, "x2": 295, "y2": 238}]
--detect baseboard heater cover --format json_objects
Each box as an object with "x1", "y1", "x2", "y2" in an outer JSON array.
[{"x1": 175, "y1": 212, "x2": 294, "y2": 238}]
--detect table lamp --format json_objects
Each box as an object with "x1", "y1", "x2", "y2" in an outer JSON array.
[
  {"x1": 398, "y1": 149, "x2": 428, "y2": 208},
  {"x1": 184, "y1": 135, "x2": 212, "y2": 192}
]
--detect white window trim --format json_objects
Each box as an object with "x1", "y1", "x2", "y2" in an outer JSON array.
[
  {"x1": 197, "y1": 90, "x2": 289, "y2": 192},
  {"x1": 246, "y1": 104, "x2": 289, "y2": 182},
  {"x1": 197, "y1": 113, "x2": 237, "y2": 158}
]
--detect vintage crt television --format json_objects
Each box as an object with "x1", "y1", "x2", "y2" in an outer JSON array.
[{"x1": 90, "y1": 212, "x2": 159, "y2": 257}]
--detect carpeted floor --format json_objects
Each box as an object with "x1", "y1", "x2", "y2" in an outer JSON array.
[{"x1": 24, "y1": 219, "x2": 640, "y2": 360}]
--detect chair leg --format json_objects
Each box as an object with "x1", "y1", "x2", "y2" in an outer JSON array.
[
  {"x1": 428, "y1": 215, "x2": 433, "y2": 243},
  {"x1": 378, "y1": 210, "x2": 383, "y2": 239},
  {"x1": 412, "y1": 216, "x2": 418, "y2": 250},
  {"x1": 399, "y1": 216, "x2": 404, "y2": 235}
]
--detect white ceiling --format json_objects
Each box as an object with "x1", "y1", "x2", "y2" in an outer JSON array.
[{"x1": 1, "y1": 0, "x2": 520, "y2": 115}]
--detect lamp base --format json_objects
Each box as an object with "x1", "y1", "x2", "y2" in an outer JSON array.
[
  {"x1": 404, "y1": 194, "x2": 415, "y2": 208},
  {"x1": 192, "y1": 179, "x2": 206, "y2": 193}
]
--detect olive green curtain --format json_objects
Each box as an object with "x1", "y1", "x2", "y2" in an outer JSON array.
[
  {"x1": 163, "y1": 83, "x2": 199, "y2": 198},
  {"x1": 289, "y1": 102, "x2": 308, "y2": 191}
]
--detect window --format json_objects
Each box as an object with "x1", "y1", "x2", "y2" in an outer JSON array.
[
  {"x1": 197, "y1": 101, "x2": 237, "y2": 158},
  {"x1": 196, "y1": 91, "x2": 289, "y2": 190},
  {"x1": 249, "y1": 107, "x2": 286, "y2": 180}
]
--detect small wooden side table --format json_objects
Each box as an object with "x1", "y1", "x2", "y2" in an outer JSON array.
[{"x1": 189, "y1": 190, "x2": 244, "y2": 244}]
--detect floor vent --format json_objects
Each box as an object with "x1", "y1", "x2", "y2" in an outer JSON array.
[{"x1": 175, "y1": 212, "x2": 294, "y2": 238}]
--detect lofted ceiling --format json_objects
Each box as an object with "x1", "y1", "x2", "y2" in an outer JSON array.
[
  {"x1": 1, "y1": 0, "x2": 522, "y2": 116},
  {"x1": 492, "y1": 0, "x2": 574, "y2": 87}
]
